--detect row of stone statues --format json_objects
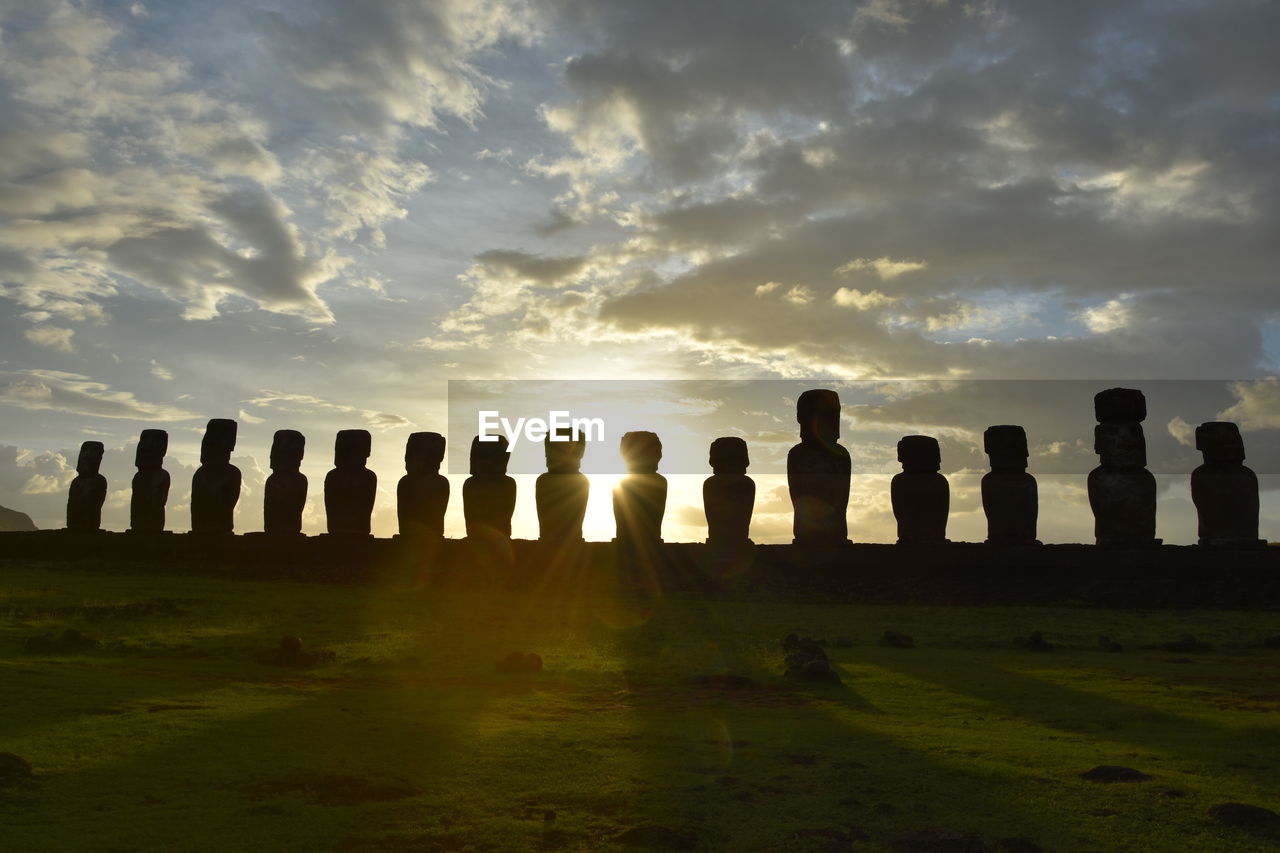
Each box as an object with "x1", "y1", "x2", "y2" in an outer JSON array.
[{"x1": 62, "y1": 388, "x2": 1264, "y2": 548}]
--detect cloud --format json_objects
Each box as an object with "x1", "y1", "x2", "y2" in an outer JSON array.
[
  {"x1": 1219, "y1": 379, "x2": 1280, "y2": 431},
  {"x1": 0, "y1": 0, "x2": 543, "y2": 325},
  {"x1": 420, "y1": 0, "x2": 1280, "y2": 383},
  {"x1": 242, "y1": 390, "x2": 411, "y2": 432},
  {"x1": 832, "y1": 287, "x2": 896, "y2": 310},
  {"x1": 0, "y1": 369, "x2": 197, "y2": 422},
  {"x1": 24, "y1": 325, "x2": 75, "y2": 352},
  {"x1": 836, "y1": 257, "x2": 928, "y2": 280},
  {"x1": 471, "y1": 250, "x2": 589, "y2": 287},
  {"x1": 1080, "y1": 297, "x2": 1133, "y2": 334}
]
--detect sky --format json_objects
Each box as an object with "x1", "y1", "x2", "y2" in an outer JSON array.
[{"x1": 1, "y1": 0, "x2": 1278, "y2": 542}]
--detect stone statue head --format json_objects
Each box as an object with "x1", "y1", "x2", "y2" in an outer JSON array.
[
  {"x1": 620, "y1": 431, "x2": 662, "y2": 474},
  {"x1": 470, "y1": 434, "x2": 510, "y2": 475},
  {"x1": 797, "y1": 389, "x2": 840, "y2": 445},
  {"x1": 983, "y1": 425, "x2": 1028, "y2": 471},
  {"x1": 1094, "y1": 387, "x2": 1146, "y2": 424},
  {"x1": 334, "y1": 429, "x2": 372, "y2": 468},
  {"x1": 200, "y1": 419, "x2": 237, "y2": 466},
  {"x1": 544, "y1": 427, "x2": 586, "y2": 474},
  {"x1": 135, "y1": 429, "x2": 167, "y2": 469},
  {"x1": 897, "y1": 435, "x2": 941, "y2": 473},
  {"x1": 76, "y1": 441, "x2": 104, "y2": 475},
  {"x1": 709, "y1": 436, "x2": 749, "y2": 475},
  {"x1": 406, "y1": 432, "x2": 446, "y2": 475},
  {"x1": 1195, "y1": 421, "x2": 1245, "y2": 465},
  {"x1": 270, "y1": 430, "x2": 305, "y2": 471},
  {"x1": 1094, "y1": 422, "x2": 1146, "y2": 470}
]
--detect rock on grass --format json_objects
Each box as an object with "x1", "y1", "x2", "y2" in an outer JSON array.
[
  {"x1": 1079, "y1": 765, "x2": 1151, "y2": 783},
  {"x1": 1208, "y1": 802, "x2": 1280, "y2": 828},
  {"x1": 495, "y1": 651, "x2": 543, "y2": 674},
  {"x1": 1097, "y1": 635, "x2": 1124, "y2": 653},
  {"x1": 266, "y1": 636, "x2": 335, "y2": 667},
  {"x1": 879, "y1": 630, "x2": 915, "y2": 649},
  {"x1": 1156, "y1": 634, "x2": 1213, "y2": 653},
  {"x1": 1013, "y1": 631, "x2": 1053, "y2": 651},
  {"x1": 0, "y1": 753, "x2": 33, "y2": 787},
  {"x1": 23, "y1": 628, "x2": 98, "y2": 653}
]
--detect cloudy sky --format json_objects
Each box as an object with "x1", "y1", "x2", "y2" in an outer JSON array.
[{"x1": 2, "y1": 0, "x2": 1278, "y2": 541}]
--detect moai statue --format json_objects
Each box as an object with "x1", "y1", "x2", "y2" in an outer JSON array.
[
  {"x1": 536, "y1": 428, "x2": 589, "y2": 544},
  {"x1": 66, "y1": 441, "x2": 107, "y2": 531},
  {"x1": 891, "y1": 435, "x2": 949, "y2": 544},
  {"x1": 464, "y1": 435, "x2": 516, "y2": 538},
  {"x1": 1088, "y1": 388, "x2": 1158, "y2": 547},
  {"x1": 191, "y1": 419, "x2": 241, "y2": 534},
  {"x1": 613, "y1": 431, "x2": 667, "y2": 546},
  {"x1": 264, "y1": 429, "x2": 307, "y2": 535},
  {"x1": 703, "y1": 437, "x2": 754, "y2": 544},
  {"x1": 324, "y1": 430, "x2": 376, "y2": 535},
  {"x1": 1191, "y1": 421, "x2": 1264, "y2": 547},
  {"x1": 129, "y1": 429, "x2": 170, "y2": 533},
  {"x1": 981, "y1": 425, "x2": 1039, "y2": 545},
  {"x1": 398, "y1": 431, "x2": 449, "y2": 538},
  {"x1": 787, "y1": 389, "x2": 851, "y2": 545}
]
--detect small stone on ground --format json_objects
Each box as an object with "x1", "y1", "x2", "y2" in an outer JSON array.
[
  {"x1": 1079, "y1": 765, "x2": 1151, "y2": 783},
  {"x1": 1208, "y1": 802, "x2": 1280, "y2": 828}
]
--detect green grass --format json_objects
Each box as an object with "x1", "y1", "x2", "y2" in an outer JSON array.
[{"x1": 1, "y1": 560, "x2": 1278, "y2": 852}]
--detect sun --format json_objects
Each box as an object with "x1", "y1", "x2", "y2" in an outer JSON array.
[{"x1": 582, "y1": 472, "x2": 625, "y2": 541}]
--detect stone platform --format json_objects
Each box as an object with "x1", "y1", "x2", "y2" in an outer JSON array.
[{"x1": 2, "y1": 531, "x2": 1277, "y2": 609}]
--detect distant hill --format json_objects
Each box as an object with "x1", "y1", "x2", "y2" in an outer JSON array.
[{"x1": 0, "y1": 504, "x2": 38, "y2": 532}]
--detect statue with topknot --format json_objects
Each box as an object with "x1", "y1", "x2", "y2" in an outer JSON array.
[{"x1": 1088, "y1": 388, "x2": 1158, "y2": 547}]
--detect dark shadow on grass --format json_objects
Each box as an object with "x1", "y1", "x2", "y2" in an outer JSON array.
[
  {"x1": 874, "y1": 650, "x2": 1280, "y2": 788},
  {"x1": 598, "y1": 587, "x2": 1100, "y2": 853}
]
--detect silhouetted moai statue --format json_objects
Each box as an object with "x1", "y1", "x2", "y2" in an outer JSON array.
[
  {"x1": 536, "y1": 428, "x2": 589, "y2": 544},
  {"x1": 66, "y1": 441, "x2": 107, "y2": 531},
  {"x1": 1088, "y1": 388, "x2": 1158, "y2": 546},
  {"x1": 788, "y1": 389, "x2": 851, "y2": 545},
  {"x1": 891, "y1": 435, "x2": 949, "y2": 544},
  {"x1": 398, "y1": 432, "x2": 449, "y2": 538},
  {"x1": 704, "y1": 437, "x2": 754, "y2": 545},
  {"x1": 1192, "y1": 421, "x2": 1264, "y2": 547},
  {"x1": 463, "y1": 435, "x2": 516, "y2": 538},
  {"x1": 982, "y1": 425, "x2": 1039, "y2": 545},
  {"x1": 191, "y1": 419, "x2": 241, "y2": 534},
  {"x1": 264, "y1": 429, "x2": 307, "y2": 535},
  {"x1": 614, "y1": 431, "x2": 667, "y2": 546},
  {"x1": 129, "y1": 429, "x2": 169, "y2": 533},
  {"x1": 324, "y1": 430, "x2": 376, "y2": 535}
]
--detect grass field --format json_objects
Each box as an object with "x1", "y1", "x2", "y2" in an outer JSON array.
[{"x1": 1, "y1": 560, "x2": 1278, "y2": 852}]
